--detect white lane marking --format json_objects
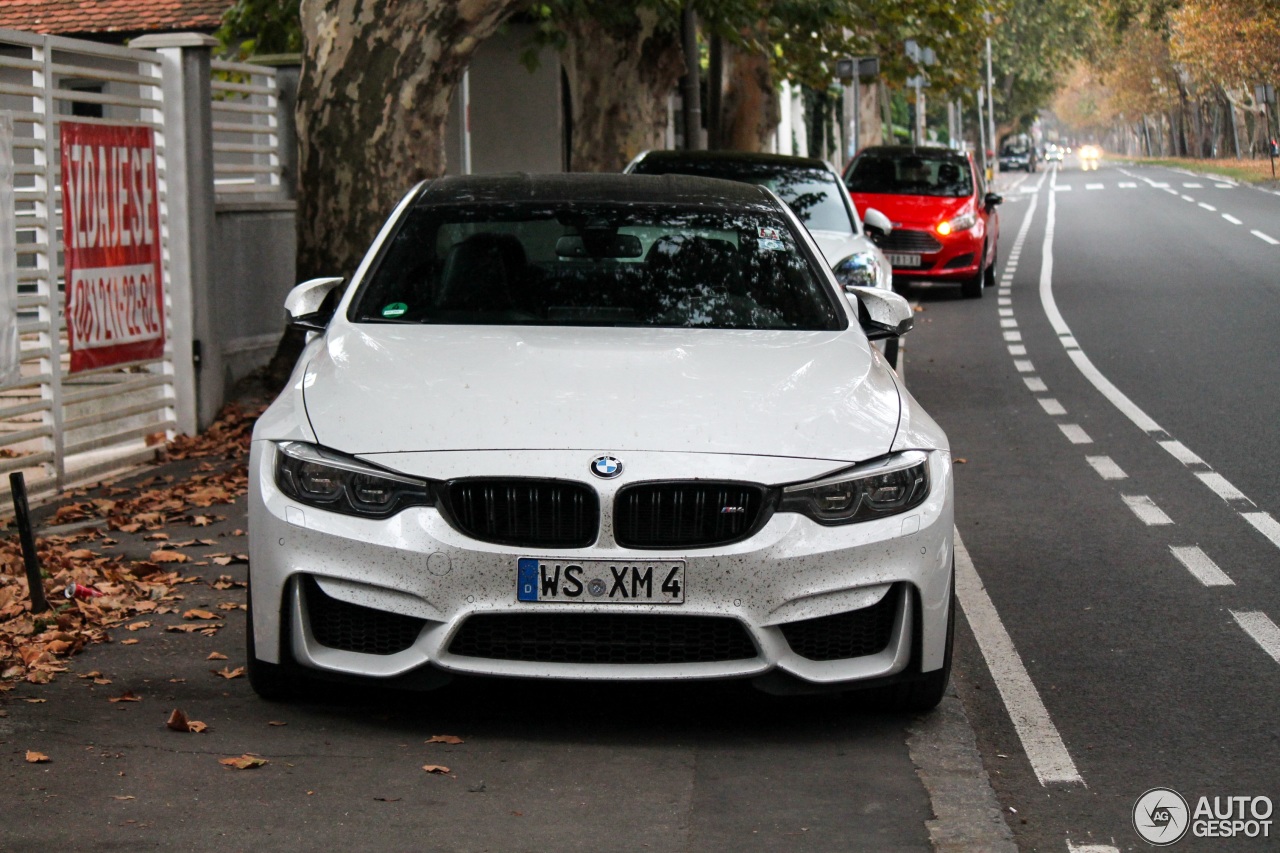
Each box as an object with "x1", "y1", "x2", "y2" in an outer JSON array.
[
  {"x1": 999, "y1": 307, "x2": 1014, "y2": 316},
  {"x1": 1183, "y1": 182, "x2": 1203, "y2": 188},
  {"x1": 1065, "y1": 350, "x2": 1160, "y2": 431},
  {"x1": 1251, "y1": 229, "x2": 1279, "y2": 245},
  {"x1": 1118, "y1": 182, "x2": 1137, "y2": 188},
  {"x1": 1163, "y1": 187, "x2": 1179, "y2": 195},
  {"x1": 1008, "y1": 345, "x2": 1027, "y2": 356},
  {"x1": 1059, "y1": 424, "x2": 1093, "y2": 444},
  {"x1": 1195, "y1": 471, "x2": 1247, "y2": 502},
  {"x1": 1001, "y1": 318, "x2": 1018, "y2": 329},
  {"x1": 1243, "y1": 512, "x2": 1280, "y2": 550},
  {"x1": 1066, "y1": 843, "x2": 1120, "y2": 853},
  {"x1": 1122, "y1": 494, "x2": 1174, "y2": 525},
  {"x1": 1085, "y1": 455, "x2": 1127, "y2": 480},
  {"x1": 998, "y1": 298, "x2": 1012, "y2": 306},
  {"x1": 1198, "y1": 202, "x2": 1216, "y2": 211},
  {"x1": 1004, "y1": 331, "x2": 1022, "y2": 341},
  {"x1": 1055, "y1": 185, "x2": 1073, "y2": 192},
  {"x1": 1170, "y1": 546, "x2": 1233, "y2": 587},
  {"x1": 1014, "y1": 359, "x2": 1034, "y2": 372},
  {"x1": 1180, "y1": 194, "x2": 1195, "y2": 202},
  {"x1": 1024, "y1": 377, "x2": 1048, "y2": 392},
  {"x1": 1158, "y1": 439, "x2": 1204, "y2": 466},
  {"x1": 1061, "y1": 335, "x2": 1079, "y2": 349},
  {"x1": 1214, "y1": 182, "x2": 1234, "y2": 188},
  {"x1": 1038, "y1": 398, "x2": 1066, "y2": 416},
  {"x1": 1231, "y1": 611, "x2": 1280, "y2": 664},
  {"x1": 1152, "y1": 182, "x2": 1171, "y2": 188},
  {"x1": 954, "y1": 530, "x2": 1084, "y2": 786},
  {"x1": 1085, "y1": 183, "x2": 1104, "y2": 190},
  {"x1": 1223, "y1": 214, "x2": 1243, "y2": 225}
]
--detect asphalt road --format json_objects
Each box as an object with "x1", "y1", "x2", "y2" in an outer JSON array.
[{"x1": 905, "y1": 157, "x2": 1280, "y2": 851}]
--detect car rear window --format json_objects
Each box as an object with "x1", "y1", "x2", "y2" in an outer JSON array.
[
  {"x1": 844, "y1": 153, "x2": 973, "y2": 198},
  {"x1": 350, "y1": 202, "x2": 845, "y2": 331}
]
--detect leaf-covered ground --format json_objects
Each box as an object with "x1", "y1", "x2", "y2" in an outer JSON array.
[{"x1": 0, "y1": 403, "x2": 263, "y2": 691}]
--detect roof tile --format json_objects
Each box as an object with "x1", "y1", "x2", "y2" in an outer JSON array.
[{"x1": 0, "y1": 1, "x2": 232, "y2": 37}]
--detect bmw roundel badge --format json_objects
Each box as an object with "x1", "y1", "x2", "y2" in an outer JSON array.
[{"x1": 590, "y1": 454, "x2": 623, "y2": 479}]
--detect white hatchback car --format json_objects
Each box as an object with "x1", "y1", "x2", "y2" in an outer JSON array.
[{"x1": 247, "y1": 174, "x2": 954, "y2": 709}]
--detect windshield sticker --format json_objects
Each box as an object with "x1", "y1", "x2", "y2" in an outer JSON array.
[
  {"x1": 758, "y1": 238, "x2": 785, "y2": 251},
  {"x1": 381, "y1": 302, "x2": 408, "y2": 318},
  {"x1": 758, "y1": 227, "x2": 782, "y2": 241}
]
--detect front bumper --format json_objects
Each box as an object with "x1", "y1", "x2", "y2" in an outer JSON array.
[
  {"x1": 885, "y1": 227, "x2": 985, "y2": 282},
  {"x1": 248, "y1": 443, "x2": 954, "y2": 689}
]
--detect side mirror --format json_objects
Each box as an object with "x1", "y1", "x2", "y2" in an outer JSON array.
[
  {"x1": 984, "y1": 192, "x2": 1003, "y2": 211},
  {"x1": 861, "y1": 206, "x2": 893, "y2": 239},
  {"x1": 846, "y1": 286, "x2": 913, "y2": 340},
  {"x1": 284, "y1": 277, "x2": 345, "y2": 332}
]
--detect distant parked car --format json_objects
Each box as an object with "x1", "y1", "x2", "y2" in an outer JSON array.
[
  {"x1": 1043, "y1": 143, "x2": 1064, "y2": 163},
  {"x1": 626, "y1": 149, "x2": 901, "y2": 366},
  {"x1": 998, "y1": 141, "x2": 1037, "y2": 173},
  {"x1": 843, "y1": 145, "x2": 1002, "y2": 299},
  {"x1": 247, "y1": 173, "x2": 954, "y2": 711}
]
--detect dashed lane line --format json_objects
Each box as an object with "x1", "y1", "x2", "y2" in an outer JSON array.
[
  {"x1": 1198, "y1": 202, "x2": 1216, "y2": 211},
  {"x1": 1085, "y1": 456, "x2": 1127, "y2": 480},
  {"x1": 1066, "y1": 842, "x2": 1120, "y2": 853},
  {"x1": 1251, "y1": 229, "x2": 1279, "y2": 245},
  {"x1": 1059, "y1": 424, "x2": 1093, "y2": 444},
  {"x1": 1122, "y1": 494, "x2": 1174, "y2": 526},
  {"x1": 954, "y1": 530, "x2": 1084, "y2": 786},
  {"x1": 1231, "y1": 611, "x2": 1280, "y2": 664},
  {"x1": 1223, "y1": 214, "x2": 1243, "y2": 225},
  {"x1": 1038, "y1": 398, "x2": 1066, "y2": 416},
  {"x1": 1170, "y1": 546, "x2": 1234, "y2": 587}
]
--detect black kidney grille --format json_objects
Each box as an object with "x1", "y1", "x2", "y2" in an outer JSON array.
[
  {"x1": 449, "y1": 612, "x2": 757, "y2": 664},
  {"x1": 779, "y1": 585, "x2": 900, "y2": 661},
  {"x1": 614, "y1": 482, "x2": 766, "y2": 548},
  {"x1": 445, "y1": 479, "x2": 599, "y2": 547},
  {"x1": 303, "y1": 576, "x2": 426, "y2": 656}
]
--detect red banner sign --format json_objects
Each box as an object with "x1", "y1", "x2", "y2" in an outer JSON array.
[{"x1": 60, "y1": 122, "x2": 164, "y2": 373}]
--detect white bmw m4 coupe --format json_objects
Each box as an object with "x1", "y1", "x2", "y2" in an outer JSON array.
[{"x1": 248, "y1": 173, "x2": 954, "y2": 710}]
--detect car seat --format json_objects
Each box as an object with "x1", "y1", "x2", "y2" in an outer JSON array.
[{"x1": 436, "y1": 232, "x2": 528, "y2": 314}]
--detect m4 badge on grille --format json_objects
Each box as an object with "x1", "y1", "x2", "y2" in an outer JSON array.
[{"x1": 721, "y1": 506, "x2": 747, "y2": 514}]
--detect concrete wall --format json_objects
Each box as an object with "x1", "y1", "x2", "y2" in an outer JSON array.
[
  {"x1": 213, "y1": 201, "x2": 296, "y2": 392},
  {"x1": 446, "y1": 23, "x2": 564, "y2": 176}
]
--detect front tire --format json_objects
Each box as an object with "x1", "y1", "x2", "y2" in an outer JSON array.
[
  {"x1": 880, "y1": 580, "x2": 955, "y2": 713},
  {"x1": 246, "y1": 583, "x2": 313, "y2": 702}
]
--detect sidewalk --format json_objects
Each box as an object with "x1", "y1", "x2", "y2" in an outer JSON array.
[{"x1": 1, "y1": 396, "x2": 265, "y2": 694}]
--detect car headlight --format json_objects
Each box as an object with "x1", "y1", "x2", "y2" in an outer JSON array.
[
  {"x1": 936, "y1": 212, "x2": 977, "y2": 236},
  {"x1": 833, "y1": 252, "x2": 883, "y2": 289},
  {"x1": 274, "y1": 441, "x2": 435, "y2": 518},
  {"x1": 779, "y1": 451, "x2": 929, "y2": 525}
]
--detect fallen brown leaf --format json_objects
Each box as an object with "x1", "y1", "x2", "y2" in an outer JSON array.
[
  {"x1": 166, "y1": 708, "x2": 207, "y2": 733},
  {"x1": 182, "y1": 610, "x2": 219, "y2": 621},
  {"x1": 207, "y1": 652, "x2": 228, "y2": 661},
  {"x1": 150, "y1": 550, "x2": 189, "y2": 564},
  {"x1": 211, "y1": 666, "x2": 245, "y2": 680},
  {"x1": 109, "y1": 691, "x2": 141, "y2": 703},
  {"x1": 220, "y1": 754, "x2": 268, "y2": 770},
  {"x1": 425, "y1": 735, "x2": 464, "y2": 745},
  {"x1": 120, "y1": 639, "x2": 139, "y2": 645},
  {"x1": 26, "y1": 750, "x2": 50, "y2": 763},
  {"x1": 422, "y1": 765, "x2": 450, "y2": 774},
  {"x1": 267, "y1": 720, "x2": 287, "y2": 727},
  {"x1": 111, "y1": 795, "x2": 135, "y2": 801}
]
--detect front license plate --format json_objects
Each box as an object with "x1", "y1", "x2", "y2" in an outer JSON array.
[
  {"x1": 887, "y1": 253, "x2": 922, "y2": 268},
  {"x1": 517, "y1": 558, "x2": 685, "y2": 604}
]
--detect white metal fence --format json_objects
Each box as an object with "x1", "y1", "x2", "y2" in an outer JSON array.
[
  {"x1": 210, "y1": 58, "x2": 281, "y2": 202},
  {"x1": 0, "y1": 29, "x2": 178, "y2": 503}
]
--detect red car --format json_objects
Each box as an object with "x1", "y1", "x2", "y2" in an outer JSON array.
[{"x1": 843, "y1": 146, "x2": 1002, "y2": 298}]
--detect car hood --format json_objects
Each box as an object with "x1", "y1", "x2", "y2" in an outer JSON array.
[
  {"x1": 300, "y1": 324, "x2": 901, "y2": 462},
  {"x1": 850, "y1": 193, "x2": 970, "y2": 229},
  {"x1": 809, "y1": 230, "x2": 873, "y2": 266}
]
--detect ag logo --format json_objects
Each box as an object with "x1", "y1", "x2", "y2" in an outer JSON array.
[{"x1": 1133, "y1": 787, "x2": 1190, "y2": 846}]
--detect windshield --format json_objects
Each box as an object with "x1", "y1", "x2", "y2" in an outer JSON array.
[
  {"x1": 844, "y1": 152, "x2": 973, "y2": 198},
  {"x1": 350, "y1": 202, "x2": 844, "y2": 331},
  {"x1": 629, "y1": 161, "x2": 854, "y2": 235}
]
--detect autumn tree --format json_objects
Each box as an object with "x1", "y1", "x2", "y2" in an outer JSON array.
[{"x1": 294, "y1": 0, "x2": 528, "y2": 282}]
